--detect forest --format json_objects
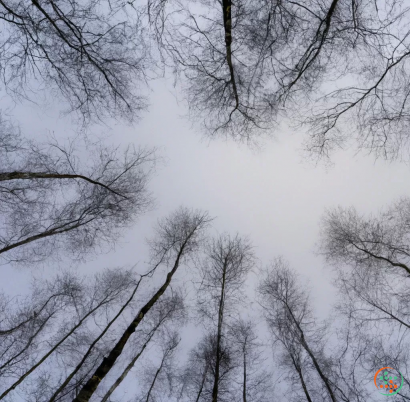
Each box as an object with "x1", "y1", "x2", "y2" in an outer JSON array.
[{"x1": 0, "y1": 0, "x2": 410, "y2": 401}]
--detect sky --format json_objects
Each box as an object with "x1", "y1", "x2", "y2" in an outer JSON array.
[{"x1": 1, "y1": 75, "x2": 410, "y2": 400}]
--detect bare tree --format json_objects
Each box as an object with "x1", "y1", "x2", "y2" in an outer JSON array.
[
  {"x1": 72, "y1": 207, "x2": 211, "y2": 402},
  {"x1": 0, "y1": 268, "x2": 140, "y2": 401},
  {"x1": 135, "y1": 330, "x2": 181, "y2": 402},
  {"x1": 196, "y1": 234, "x2": 255, "y2": 402},
  {"x1": 158, "y1": 0, "x2": 278, "y2": 141},
  {"x1": 0, "y1": 0, "x2": 151, "y2": 123},
  {"x1": 319, "y1": 198, "x2": 410, "y2": 277},
  {"x1": 228, "y1": 319, "x2": 273, "y2": 402},
  {"x1": 100, "y1": 291, "x2": 186, "y2": 402},
  {"x1": 258, "y1": 258, "x2": 338, "y2": 402},
  {"x1": 178, "y1": 332, "x2": 235, "y2": 402},
  {"x1": 319, "y1": 199, "x2": 410, "y2": 400},
  {"x1": 152, "y1": 0, "x2": 410, "y2": 160},
  {"x1": 0, "y1": 123, "x2": 156, "y2": 265}
]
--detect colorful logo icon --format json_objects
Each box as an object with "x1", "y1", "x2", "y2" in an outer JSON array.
[{"x1": 374, "y1": 367, "x2": 403, "y2": 395}]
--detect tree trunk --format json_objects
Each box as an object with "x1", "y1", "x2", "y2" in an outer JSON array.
[
  {"x1": 211, "y1": 263, "x2": 227, "y2": 402},
  {"x1": 242, "y1": 347, "x2": 247, "y2": 402},
  {"x1": 0, "y1": 216, "x2": 95, "y2": 256},
  {"x1": 72, "y1": 240, "x2": 189, "y2": 402},
  {"x1": 0, "y1": 171, "x2": 125, "y2": 197},
  {"x1": 0, "y1": 298, "x2": 108, "y2": 400},
  {"x1": 145, "y1": 358, "x2": 165, "y2": 402},
  {"x1": 195, "y1": 364, "x2": 209, "y2": 402},
  {"x1": 290, "y1": 354, "x2": 313, "y2": 402},
  {"x1": 100, "y1": 317, "x2": 166, "y2": 402},
  {"x1": 221, "y1": 0, "x2": 239, "y2": 108},
  {"x1": 48, "y1": 280, "x2": 142, "y2": 402},
  {"x1": 286, "y1": 304, "x2": 337, "y2": 402}
]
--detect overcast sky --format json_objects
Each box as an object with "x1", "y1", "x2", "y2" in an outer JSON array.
[
  {"x1": 4, "y1": 77, "x2": 409, "y2": 297},
  {"x1": 2, "y1": 76, "x2": 409, "y2": 400}
]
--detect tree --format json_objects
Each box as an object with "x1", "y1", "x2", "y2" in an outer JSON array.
[
  {"x1": 0, "y1": 268, "x2": 140, "y2": 401},
  {"x1": 178, "y1": 333, "x2": 235, "y2": 402},
  {"x1": 136, "y1": 330, "x2": 181, "y2": 402},
  {"x1": 100, "y1": 291, "x2": 186, "y2": 402},
  {"x1": 0, "y1": 0, "x2": 151, "y2": 123},
  {"x1": 228, "y1": 319, "x2": 273, "y2": 402},
  {"x1": 72, "y1": 207, "x2": 211, "y2": 402},
  {"x1": 319, "y1": 198, "x2": 410, "y2": 277},
  {"x1": 196, "y1": 234, "x2": 255, "y2": 402},
  {"x1": 158, "y1": 0, "x2": 278, "y2": 141},
  {"x1": 0, "y1": 121, "x2": 156, "y2": 265},
  {"x1": 153, "y1": 0, "x2": 410, "y2": 160},
  {"x1": 319, "y1": 199, "x2": 410, "y2": 400},
  {"x1": 258, "y1": 258, "x2": 338, "y2": 402}
]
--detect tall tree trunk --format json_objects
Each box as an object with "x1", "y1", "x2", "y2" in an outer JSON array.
[
  {"x1": 72, "y1": 239, "x2": 190, "y2": 402},
  {"x1": 48, "y1": 280, "x2": 142, "y2": 402},
  {"x1": 300, "y1": 334, "x2": 336, "y2": 402},
  {"x1": 221, "y1": 0, "x2": 239, "y2": 108},
  {"x1": 0, "y1": 292, "x2": 62, "y2": 336},
  {"x1": 100, "y1": 317, "x2": 167, "y2": 402},
  {"x1": 145, "y1": 357, "x2": 165, "y2": 402},
  {"x1": 0, "y1": 216, "x2": 96, "y2": 255},
  {"x1": 286, "y1": 305, "x2": 337, "y2": 402},
  {"x1": 211, "y1": 264, "x2": 227, "y2": 402},
  {"x1": 242, "y1": 346, "x2": 247, "y2": 402},
  {"x1": 0, "y1": 298, "x2": 109, "y2": 400},
  {"x1": 290, "y1": 354, "x2": 313, "y2": 402},
  {"x1": 195, "y1": 364, "x2": 209, "y2": 402},
  {"x1": 0, "y1": 315, "x2": 51, "y2": 372}
]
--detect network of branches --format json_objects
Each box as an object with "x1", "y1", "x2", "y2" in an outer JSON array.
[{"x1": 1, "y1": 0, "x2": 410, "y2": 402}]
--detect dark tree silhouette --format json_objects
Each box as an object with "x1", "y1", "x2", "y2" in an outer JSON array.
[{"x1": 0, "y1": 122, "x2": 156, "y2": 265}]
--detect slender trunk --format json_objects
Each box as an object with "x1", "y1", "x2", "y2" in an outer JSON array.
[
  {"x1": 221, "y1": 0, "x2": 239, "y2": 108},
  {"x1": 297, "y1": 367, "x2": 312, "y2": 402},
  {"x1": 242, "y1": 346, "x2": 247, "y2": 402},
  {"x1": 211, "y1": 264, "x2": 227, "y2": 402},
  {"x1": 300, "y1": 336, "x2": 336, "y2": 402},
  {"x1": 285, "y1": 0, "x2": 340, "y2": 93},
  {"x1": 289, "y1": 354, "x2": 313, "y2": 402},
  {"x1": 0, "y1": 313, "x2": 52, "y2": 372},
  {"x1": 145, "y1": 356, "x2": 166, "y2": 402},
  {"x1": 350, "y1": 242, "x2": 410, "y2": 276},
  {"x1": 100, "y1": 316, "x2": 167, "y2": 402},
  {"x1": 49, "y1": 280, "x2": 142, "y2": 402},
  {"x1": 0, "y1": 292, "x2": 62, "y2": 336},
  {"x1": 195, "y1": 364, "x2": 209, "y2": 402},
  {"x1": 286, "y1": 305, "x2": 337, "y2": 402},
  {"x1": 72, "y1": 238, "x2": 191, "y2": 402},
  {"x1": 30, "y1": 0, "x2": 128, "y2": 107},
  {"x1": 0, "y1": 299, "x2": 108, "y2": 400}
]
